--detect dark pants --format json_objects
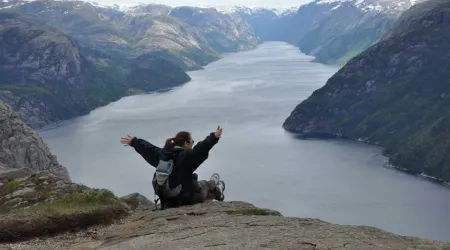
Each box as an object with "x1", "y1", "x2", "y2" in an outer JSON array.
[
  {"x1": 165, "y1": 176, "x2": 219, "y2": 208},
  {"x1": 191, "y1": 180, "x2": 219, "y2": 203}
]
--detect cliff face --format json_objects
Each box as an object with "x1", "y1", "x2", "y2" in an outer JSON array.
[
  {"x1": 0, "y1": 100, "x2": 130, "y2": 240},
  {"x1": 283, "y1": 0, "x2": 450, "y2": 182},
  {"x1": 0, "y1": 11, "x2": 190, "y2": 128},
  {"x1": 0, "y1": 13, "x2": 82, "y2": 85},
  {"x1": 0, "y1": 12, "x2": 85, "y2": 128},
  {"x1": 0, "y1": 100, "x2": 67, "y2": 176}
]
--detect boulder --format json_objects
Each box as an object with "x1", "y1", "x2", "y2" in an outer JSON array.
[{"x1": 120, "y1": 192, "x2": 154, "y2": 210}]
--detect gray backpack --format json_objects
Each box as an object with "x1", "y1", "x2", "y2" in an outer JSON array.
[{"x1": 152, "y1": 155, "x2": 182, "y2": 210}]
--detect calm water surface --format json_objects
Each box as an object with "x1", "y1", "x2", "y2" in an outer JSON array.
[{"x1": 39, "y1": 42, "x2": 450, "y2": 242}]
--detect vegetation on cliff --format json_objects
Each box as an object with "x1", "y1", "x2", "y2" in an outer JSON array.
[
  {"x1": 0, "y1": 12, "x2": 191, "y2": 128},
  {"x1": 283, "y1": 0, "x2": 450, "y2": 182}
]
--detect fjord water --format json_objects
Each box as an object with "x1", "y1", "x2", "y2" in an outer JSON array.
[{"x1": 39, "y1": 42, "x2": 450, "y2": 242}]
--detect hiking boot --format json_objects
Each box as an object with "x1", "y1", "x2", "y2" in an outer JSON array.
[
  {"x1": 215, "y1": 186, "x2": 225, "y2": 201},
  {"x1": 217, "y1": 180, "x2": 225, "y2": 192},
  {"x1": 210, "y1": 173, "x2": 220, "y2": 185},
  {"x1": 209, "y1": 173, "x2": 225, "y2": 201}
]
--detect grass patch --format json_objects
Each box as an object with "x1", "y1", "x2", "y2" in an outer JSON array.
[
  {"x1": 227, "y1": 209, "x2": 281, "y2": 216},
  {"x1": 22, "y1": 190, "x2": 116, "y2": 215},
  {"x1": 0, "y1": 190, "x2": 129, "y2": 243},
  {"x1": 2, "y1": 180, "x2": 21, "y2": 195}
]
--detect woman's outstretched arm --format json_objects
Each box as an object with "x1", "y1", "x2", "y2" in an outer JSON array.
[
  {"x1": 121, "y1": 135, "x2": 162, "y2": 167},
  {"x1": 184, "y1": 126, "x2": 223, "y2": 173},
  {"x1": 192, "y1": 132, "x2": 220, "y2": 155}
]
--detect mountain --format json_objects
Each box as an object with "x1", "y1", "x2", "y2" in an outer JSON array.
[
  {"x1": 219, "y1": 6, "x2": 299, "y2": 42},
  {"x1": 0, "y1": 12, "x2": 190, "y2": 128},
  {"x1": 169, "y1": 6, "x2": 259, "y2": 53},
  {"x1": 283, "y1": 0, "x2": 450, "y2": 183},
  {"x1": 0, "y1": 0, "x2": 259, "y2": 128},
  {"x1": 226, "y1": 0, "x2": 415, "y2": 65},
  {"x1": 296, "y1": 0, "x2": 414, "y2": 65},
  {"x1": 2, "y1": 0, "x2": 259, "y2": 69},
  {"x1": 217, "y1": 6, "x2": 297, "y2": 41}
]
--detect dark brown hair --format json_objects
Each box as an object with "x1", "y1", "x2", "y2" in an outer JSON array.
[{"x1": 163, "y1": 131, "x2": 192, "y2": 150}]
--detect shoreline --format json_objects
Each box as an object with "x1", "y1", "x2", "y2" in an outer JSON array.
[
  {"x1": 282, "y1": 128, "x2": 450, "y2": 188},
  {"x1": 34, "y1": 44, "x2": 261, "y2": 132}
]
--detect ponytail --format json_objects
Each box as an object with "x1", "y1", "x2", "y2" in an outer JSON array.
[
  {"x1": 162, "y1": 131, "x2": 192, "y2": 150},
  {"x1": 163, "y1": 137, "x2": 176, "y2": 150}
]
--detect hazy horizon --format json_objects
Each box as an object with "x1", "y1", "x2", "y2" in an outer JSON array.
[{"x1": 93, "y1": 0, "x2": 312, "y2": 9}]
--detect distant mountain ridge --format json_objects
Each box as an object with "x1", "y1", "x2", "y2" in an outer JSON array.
[
  {"x1": 223, "y1": 0, "x2": 420, "y2": 65},
  {"x1": 1, "y1": 0, "x2": 260, "y2": 69}
]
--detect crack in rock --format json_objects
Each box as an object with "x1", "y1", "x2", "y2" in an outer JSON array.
[
  {"x1": 301, "y1": 242, "x2": 317, "y2": 250},
  {"x1": 172, "y1": 229, "x2": 219, "y2": 241}
]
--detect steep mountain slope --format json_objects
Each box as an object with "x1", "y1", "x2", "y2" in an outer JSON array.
[
  {"x1": 3, "y1": 0, "x2": 259, "y2": 69},
  {"x1": 227, "y1": 0, "x2": 414, "y2": 65},
  {"x1": 283, "y1": 0, "x2": 450, "y2": 182},
  {"x1": 0, "y1": 12, "x2": 86, "y2": 128},
  {"x1": 5, "y1": 0, "x2": 128, "y2": 57},
  {"x1": 119, "y1": 12, "x2": 220, "y2": 69},
  {"x1": 296, "y1": 0, "x2": 409, "y2": 65},
  {"x1": 169, "y1": 6, "x2": 259, "y2": 53},
  {"x1": 218, "y1": 7, "x2": 292, "y2": 41},
  {"x1": 223, "y1": 6, "x2": 301, "y2": 42},
  {"x1": 0, "y1": 12, "x2": 190, "y2": 128},
  {"x1": 382, "y1": 0, "x2": 446, "y2": 39}
]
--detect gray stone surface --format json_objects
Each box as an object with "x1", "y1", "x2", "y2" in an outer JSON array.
[
  {"x1": 0, "y1": 170, "x2": 91, "y2": 210},
  {"x1": 0, "y1": 101, "x2": 70, "y2": 181},
  {"x1": 68, "y1": 201, "x2": 450, "y2": 250},
  {"x1": 120, "y1": 192, "x2": 154, "y2": 210},
  {"x1": 0, "y1": 167, "x2": 31, "y2": 181},
  {"x1": 11, "y1": 187, "x2": 36, "y2": 199},
  {"x1": 2, "y1": 200, "x2": 450, "y2": 250}
]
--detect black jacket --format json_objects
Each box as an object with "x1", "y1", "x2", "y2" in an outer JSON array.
[{"x1": 130, "y1": 132, "x2": 220, "y2": 190}]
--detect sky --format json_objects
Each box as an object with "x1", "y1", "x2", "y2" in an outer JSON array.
[{"x1": 100, "y1": 0, "x2": 313, "y2": 9}]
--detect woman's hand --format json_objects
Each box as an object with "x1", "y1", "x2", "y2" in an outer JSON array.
[
  {"x1": 215, "y1": 125, "x2": 223, "y2": 139},
  {"x1": 120, "y1": 135, "x2": 133, "y2": 146}
]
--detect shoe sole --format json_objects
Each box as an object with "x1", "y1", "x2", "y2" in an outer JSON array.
[
  {"x1": 210, "y1": 173, "x2": 220, "y2": 185},
  {"x1": 217, "y1": 180, "x2": 225, "y2": 192}
]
